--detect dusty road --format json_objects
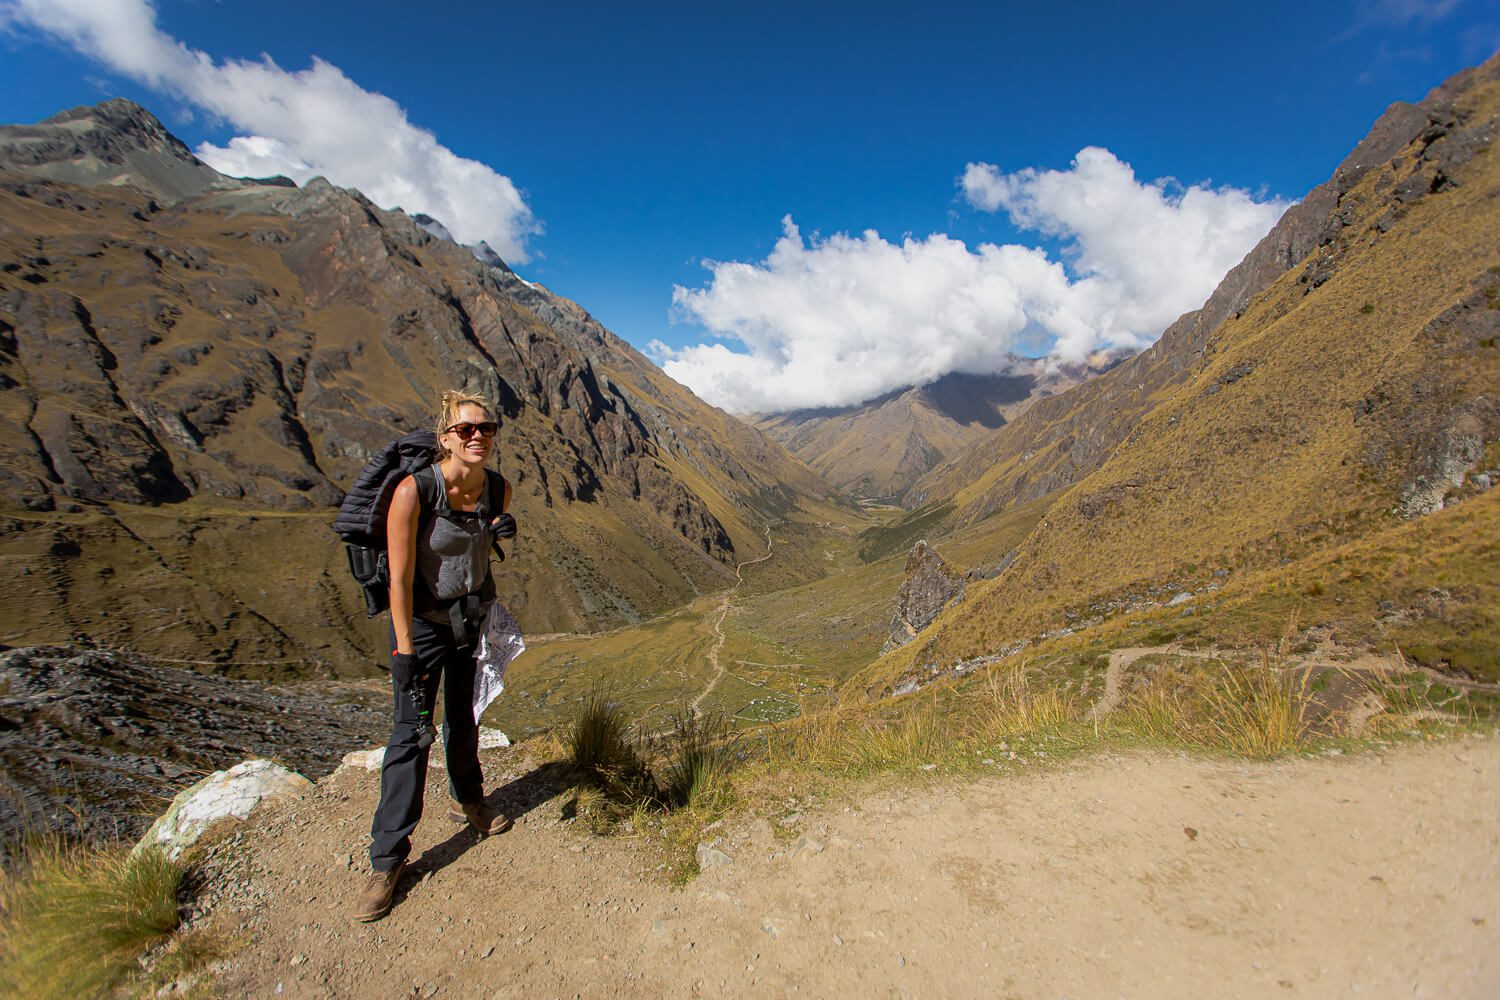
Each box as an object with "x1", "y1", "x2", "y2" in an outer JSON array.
[{"x1": 206, "y1": 733, "x2": 1500, "y2": 998}]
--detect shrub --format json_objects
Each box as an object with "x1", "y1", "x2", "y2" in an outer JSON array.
[
  {"x1": 0, "y1": 838, "x2": 182, "y2": 999},
  {"x1": 566, "y1": 685, "x2": 655, "y2": 803}
]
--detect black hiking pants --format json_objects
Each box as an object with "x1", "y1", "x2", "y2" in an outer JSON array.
[{"x1": 370, "y1": 615, "x2": 485, "y2": 873}]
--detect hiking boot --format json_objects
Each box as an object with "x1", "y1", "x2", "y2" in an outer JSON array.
[
  {"x1": 449, "y1": 799, "x2": 512, "y2": 835},
  {"x1": 352, "y1": 861, "x2": 405, "y2": 922}
]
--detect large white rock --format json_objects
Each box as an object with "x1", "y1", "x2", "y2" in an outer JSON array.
[
  {"x1": 339, "y1": 747, "x2": 386, "y2": 772},
  {"x1": 136, "y1": 759, "x2": 311, "y2": 860},
  {"x1": 477, "y1": 726, "x2": 511, "y2": 749}
]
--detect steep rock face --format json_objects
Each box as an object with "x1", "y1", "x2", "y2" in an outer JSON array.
[
  {"x1": 884, "y1": 541, "x2": 967, "y2": 652},
  {"x1": 0, "y1": 101, "x2": 839, "y2": 667},
  {"x1": 905, "y1": 62, "x2": 1495, "y2": 527}
]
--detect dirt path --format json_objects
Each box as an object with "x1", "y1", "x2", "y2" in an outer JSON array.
[
  {"x1": 203, "y1": 734, "x2": 1500, "y2": 998},
  {"x1": 1091, "y1": 644, "x2": 1500, "y2": 721},
  {"x1": 688, "y1": 527, "x2": 775, "y2": 716}
]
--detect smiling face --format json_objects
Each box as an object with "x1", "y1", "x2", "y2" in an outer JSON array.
[{"x1": 441, "y1": 402, "x2": 497, "y2": 467}]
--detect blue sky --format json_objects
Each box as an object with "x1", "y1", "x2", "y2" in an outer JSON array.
[{"x1": 2, "y1": 1, "x2": 1495, "y2": 411}]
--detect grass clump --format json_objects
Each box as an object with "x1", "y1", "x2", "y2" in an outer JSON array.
[
  {"x1": 567, "y1": 685, "x2": 657, "y2": 804},
  {"x1": 565, "y1": 685, "x2": 740, "y2": 815},
  {"x1": 0, "y1": 838, "x2": 183, "y2": 999},
  {"x1": 1197, "y1": 653, "x2": 1312, "y2": 757},
  {"x1": 977, "y1": 668, "x2": 1077, "y2": 741},
  {"x1": 658, "y1": 708, "x2": 739, "y2": 811}
]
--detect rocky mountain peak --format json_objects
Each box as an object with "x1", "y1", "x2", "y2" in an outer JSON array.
[{"x1": 0, "y1": 97, "x2": 243, "y2": 203}]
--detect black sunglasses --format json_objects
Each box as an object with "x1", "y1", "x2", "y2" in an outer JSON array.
[{"x1": 445, "y1": 421, "x2": 499, "y2": 439}]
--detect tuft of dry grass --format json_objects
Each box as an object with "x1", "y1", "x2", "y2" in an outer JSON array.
[
  {"x1": 1195, "y1": 650, "x2": 1312, "y2": 758},
  {"x1": 1117, "y1": 682, "x2": 1185, "y2": 744},
  {"x1": 658, "y1": 709, "x2": 739, "y2": 811},
  {"x1": 565, "y1": 689, "x2": 742, "y2": 816},
  {"x1": 975, "y1": 666, "x2": 1077, "y2": 742},
  {"x1": 0, "y1": 838, "x2": 183, "y2": 999},
  {"x1": 566, "y1": 685, "x2": 657, "y2": 804}
]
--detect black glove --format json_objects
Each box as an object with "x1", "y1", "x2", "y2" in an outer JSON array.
[
  {"x1": 392, "y1": 651, "x2": 436, "y2": 750},
  {"x1": 391, "y1": 651, "x2": 416, "y2": 689},
  {"x1": 490, "y1": 512, "x2": 517, "y2": 539}
]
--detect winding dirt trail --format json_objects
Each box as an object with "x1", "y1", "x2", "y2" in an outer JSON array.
[
  {"x1": 688, "y1": 526, "x2": 776, "y2": 716},
  {"x1": 202, "y1": 733, "x2": 1500, "y2": 998}
]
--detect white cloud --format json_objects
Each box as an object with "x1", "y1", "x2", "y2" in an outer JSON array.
[
  {"x1": 663, "y1": 150, "x2": 1288, "y2": 413},
  {"x1": 4, "y1": 0, "x2": 539, "y2": 262}
]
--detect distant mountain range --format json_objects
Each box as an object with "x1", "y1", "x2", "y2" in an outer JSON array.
[{"x1": 754, "y1": 355, "x2": 1127, "y2": 502}]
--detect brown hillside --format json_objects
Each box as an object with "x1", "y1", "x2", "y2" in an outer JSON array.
[
  {"x1": 0, "y1": 101, "x2": 841, "y2": 676},
  {"x1": 859, "y1": 54, "x2": 1500, "y2": 694},
  {"x1": 903, "y1": 60, "x2": 1495, "y2": 528}
]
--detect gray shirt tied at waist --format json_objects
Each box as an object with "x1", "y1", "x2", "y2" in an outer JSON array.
[{"x1": 415, "y1": 463, "x2": 496, "y2": 622}]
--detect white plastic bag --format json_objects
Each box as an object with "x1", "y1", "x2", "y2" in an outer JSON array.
[{"x1": 472, "y1": 600, "x2": 525, "y2": 723}]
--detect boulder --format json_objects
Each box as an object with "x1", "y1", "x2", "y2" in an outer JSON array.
[{"x1": 135, "y1": 759, "x2": 310, "y2": 860}]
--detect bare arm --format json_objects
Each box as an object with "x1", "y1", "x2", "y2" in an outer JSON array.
[{"x1": 387, "y1": 476, "x2": 420, "y2": 655}]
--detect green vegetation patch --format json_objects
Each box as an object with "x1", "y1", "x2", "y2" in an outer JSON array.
[
  {"x1": 0, "y1": 840, "x2": 184, "y2": 999},
  {"x1": 857, "y1": 500, "x2": 955, "y2": 563}
]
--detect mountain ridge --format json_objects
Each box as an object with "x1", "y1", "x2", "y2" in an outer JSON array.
[
  {"x1": 0, "y1": 99, "x2": 845, "y2": 673},
  {"x1": 855, "y1": 51, "x2": 1500, "y2": 694},
  {"x1": 899, "y1": 68, "x2": 1490, "y2": 526}
]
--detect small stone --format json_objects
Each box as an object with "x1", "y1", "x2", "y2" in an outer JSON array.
[
  {"x1": 289, "y1": 954, "x2": 306, "y2": 966},
  {"x1": 832, "y1": 933, "x2": 844, "y2": 946},
  {"x1": 761, "y1": 918, "x2": 779, "y2": 939},
  {"x1": 696, "y1": 843, "x2": 733, "y2": 869},
  {"x1": 791, "y1": 836, "x2": 824, "y2": 859},
  {"x1": 1184, "y1": 827, "x2": 1198, "y2": 841}
]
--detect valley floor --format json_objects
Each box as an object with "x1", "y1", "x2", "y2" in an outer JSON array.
[{"x1": 202, "y1": 733, "x2": 1499, "y2": 998}]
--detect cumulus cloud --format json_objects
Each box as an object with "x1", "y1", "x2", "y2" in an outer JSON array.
[
  {"x1": 662, "y1": 149, "x2": 1288, "y2": 413},
  {"x1": 4, "y1": 0, "x2": 539, "y2": 261}
]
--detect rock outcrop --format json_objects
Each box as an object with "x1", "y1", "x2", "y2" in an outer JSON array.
[{"x1": 884, "y1": 541, "x2": 967, "y2": 652}]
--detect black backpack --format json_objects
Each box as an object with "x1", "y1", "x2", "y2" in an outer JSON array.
[{"x1": 333, "y1": 430, "x2": 507, "y2": 620}]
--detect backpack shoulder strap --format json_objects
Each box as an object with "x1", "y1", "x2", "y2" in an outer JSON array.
[
  {"x1": 483, "y1": 469, "x2": 509, "y2": 565},
  {"x1": 411, "y1": 464, "x2": 443, "y2": 524},
  {"x1": 484, "y1": 469, "x2": 510, "y2": 513}
]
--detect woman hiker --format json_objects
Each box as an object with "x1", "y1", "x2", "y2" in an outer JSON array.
[{"x1": 355, "y1": 390, "x2": 517, "y2": 922}]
